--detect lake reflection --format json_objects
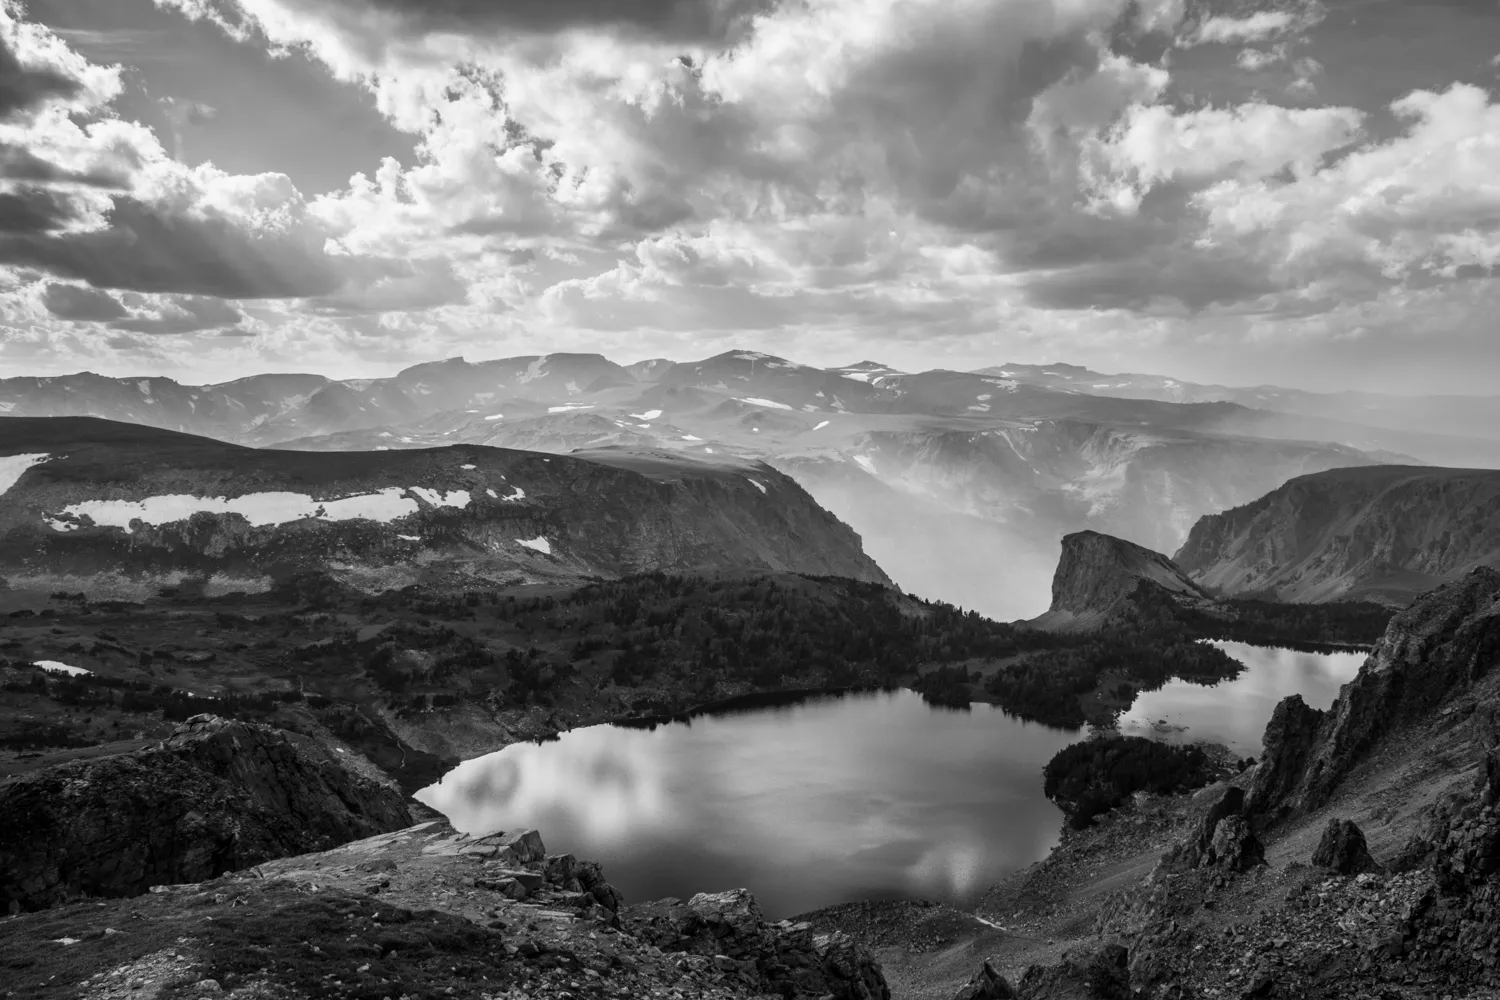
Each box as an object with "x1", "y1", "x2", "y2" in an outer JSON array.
[
  {"x1": 416, "y1": 691, "x2": 1078, "y2": 918},
  {"x1": 1114, "y1": 641, "x2": 1366, "y2": 755}
]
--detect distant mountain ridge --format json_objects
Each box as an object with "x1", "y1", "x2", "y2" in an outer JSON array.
[
  {"x1": 1174, "y1": 465, "x2": 1500, "y2": 606},
  {"x1": 0, "y1": 416, "x2": 890, "y2": 599},
  {"x1": 6, "y1": 349, "x2": 1487, "y2": 619}
]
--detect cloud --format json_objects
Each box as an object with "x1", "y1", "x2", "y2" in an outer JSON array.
[
  {"x1": 1194, "y1": 84, "x2": 1500, "y2": 287},
  {"x1": 110, "y1": 294, "x2": 243, "y2": 333},
  {"x1": 0, "y1": 140, "x2": 129, "y2": 187},
  {"x1": 0, "y1": 194, "x2": 375, "y2": 297},
  {"x1": 0, "y1": 186, "x2": 81, "y2": 233},
  {"x1": 0, "y1": 16, "x2": 82, "y2": 120},
  {"x1": 1085, "y1": 101, "x2": 1364, "y2": 211},
  {"x1": 1191, "y1": 10, "x2": 1298, "y2": 46},
  {"x1": 40, "y1": 282, "x2": 127, "y2": 321}
]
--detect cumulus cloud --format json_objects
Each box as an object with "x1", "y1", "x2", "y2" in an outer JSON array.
[
  {"x1": 0, "y1": 0, "x2": 1493, "y2": 386},
  {"x1": 40, "y1": 282, "x2": 127, "y2": 321},
  {"x1": 110, "y1": 294, "x2": 243, "y2": 334},
  {"x1": 1194, "y1": 84, "x2": 1500, "y2": 286}
]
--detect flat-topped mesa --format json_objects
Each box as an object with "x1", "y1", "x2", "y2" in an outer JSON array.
[
  {"x1": 1248, "y1": 566, "x2": 1500, "y2": 820},
  {"x1": 1027, "y1": 530, "x2": 1212, "y2": 632},
  {"x1": 1174, "y1": 465, "x2": 1500, "y2": 606},
  {"x1": 0, "y1": 417, "x2": 891, "y2": 598}
]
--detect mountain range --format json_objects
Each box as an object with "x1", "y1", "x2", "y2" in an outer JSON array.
[{"x1": 12, "y1": 351, "x2": 1498, "y2": 619}]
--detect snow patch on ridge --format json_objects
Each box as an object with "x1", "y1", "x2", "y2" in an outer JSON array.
[
  {"x1": 45, "y1": 487, "x2": 472, "y2": 534},
  {"x1": 516, "y1": 536, "x2": 552, "y2": 555},
  {"x1": 0, "y1": 453, "x2": 49, "y2": 496},
  {"x1": 737, "y1": 397, "x2": 793, "y2": 411},
  {"x1": 631, "y1": 409, "x2": 663, "y2": 420},
  {"x1": 36, "y1": 660, "x2": 90, "y2": 676}
]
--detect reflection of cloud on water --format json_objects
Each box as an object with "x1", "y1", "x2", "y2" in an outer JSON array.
[
  {"x1": 415, "y1": 725, "x2": 675, "y2": 844},
  {"x1": 414, "y1": 691, "x2": 1082, "y2": 915},
  {"x1": 1118, "y1": 643, "x2": 1364, "y2": 753}
]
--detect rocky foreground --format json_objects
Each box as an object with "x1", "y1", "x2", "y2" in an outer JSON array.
[{"x1": 0, "y1": 819, "x2": 889, "y2": 1000}]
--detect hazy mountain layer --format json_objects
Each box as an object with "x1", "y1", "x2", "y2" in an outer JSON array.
[
  {"x1": 1174, "y1": 465, "x2": 1500, "y2": 605},
  {"x1": 0, "y1": 417, "x2": 889, "y2": 599},
  {"x1": 0, "y1": 350, "x2": 1437, "y2": 618}
]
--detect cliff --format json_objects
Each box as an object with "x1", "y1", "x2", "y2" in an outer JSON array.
[
  {"x1": 0, "y1": 417, "x2": 890, "y2": 598},
  {"x1": 1247, "y1": 566, "x2": 1500, "y2": 819},
  {"x1": 1027, "y1": 530, "x2": 1212, "y2": 631},
  {"x1": 0, "y1": 715, "x2": 413, "y2": 912},
  {"x1": 1174, "y1": 465, "x2": 1500, "y2": 605}
]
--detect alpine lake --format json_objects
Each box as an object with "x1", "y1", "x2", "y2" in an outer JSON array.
[{"x1": 417, "y1": 641, "x2": 1366, "y2": 918}]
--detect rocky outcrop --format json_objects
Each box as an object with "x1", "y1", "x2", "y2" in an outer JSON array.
[
  {"x1": 1028, "y1": 531, "x2": 1212, "y2": 631},
  {"x1": 627, "y1": 888, "x2": 891, "y2": 1000},
  {"x1": 0, "y1": 715, "x2": 412, "y2": 912},
  {"x1": 1248, "y1": 568, "x2": 1500, "y2": 818},
  {"x1": 1015, "y1": 944, "x2": 1131, "y2": 1000},
  {"x1": 1312, "y1": 818, "x2": 1382, "y2": 875},
  {"x1": 1169, "y1": 787, "x2": 1266, "y2": 873},
  {"x1": 0, "y1": 417, "x2": 890, "y2": 598},
  {"x1": 1175, "y1": 466, "x2": 1500, "y2": 605},
  {"x1": 1244, "y1": 694, "x2": 1326, "y2": 817},
  {"x1": 952, "y1": 960, "x2": 1016, "y2": 1000},
  {"x1": 247, "y1": 821, "x2": 891, "y2": 1000}
]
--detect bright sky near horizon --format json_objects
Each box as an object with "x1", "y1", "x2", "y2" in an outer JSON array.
[{"x1": 2, "y1": 0, "x2": 1500, "y2": 393}]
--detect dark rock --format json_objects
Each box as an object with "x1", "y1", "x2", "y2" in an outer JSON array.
[
  {"x1": 1206, "y1": 815, "x2": 1266, "y2": 872},
  {"x1": 1311, "y1": 819, "x2": 1382, "y2": 875},
  {"x1": 1250, "y1": 569, "x2": 1500, "y2": 819},
  {"x1": 0, "y1": 715, "x2": 412, "y2": 911},
  {"x1": 952, "y1": 959, "x2": 1016, "y2": 1000},
  {"x1": 1173, "y1": 787, "x2": 1263, "y2": 872},
  {"x1": 1246, "y1": 695, "x2": 1326, "y2": 817},
  {"x1": 624, "y1": 888, "x2": 889, "y2": 1000},
  {"x1": 1016, "y1": 944, "x2": 1131, "y2": 999}
]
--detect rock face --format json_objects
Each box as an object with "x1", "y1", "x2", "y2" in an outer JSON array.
[
  {"x1": 1171, "y1": 787, "x2": 1266, "y2": 873},
  {"x1": 1249, "y1": 568, "x2": 1500, "y2": 818},
  {"x1": 1028, "y1": 530, "x2": 1212, "y2": 631},
  {"x1": 1312, "y1": 818, "x2": 1382, "y2": 875},
  {"x1": 1174, "y1": 466, "x2": 1500, "y2": 605},
  {"x1": 0, "y1": 417, "x2": 890, "y2": 598},
  {"x1": 0, "y1": 715, "x2": 413, "y2": 912}
]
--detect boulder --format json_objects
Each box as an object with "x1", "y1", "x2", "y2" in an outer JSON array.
[
  {"x1": 1206, "y1": 815, "x2": 1266, "y2": 873},
  {"x1": 952, "y1": 959, "x2": 1016, "y2": 1000},
  {"x1": 1311, "y1": 818, "x2": 1382, "y2": 875},
  {"x1": 0, "y1": 716, "x2": 412, "y2": 912}
]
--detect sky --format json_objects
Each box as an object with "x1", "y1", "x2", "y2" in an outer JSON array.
[{"x1": 1, "y1": 0, "x2": 1499, "y2": 393}]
